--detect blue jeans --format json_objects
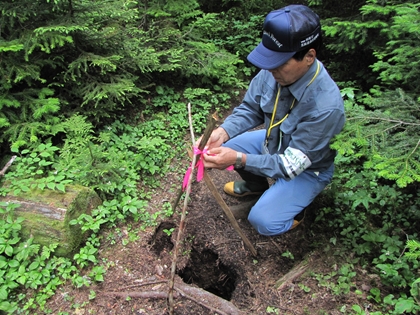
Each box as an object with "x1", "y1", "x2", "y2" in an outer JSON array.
[{"x1": 223, "y1": 130, "x2": 334, "y2": 236}]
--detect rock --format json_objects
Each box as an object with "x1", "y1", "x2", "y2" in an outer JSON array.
[{"x1": 0, "y1": 184, "x2": 102, "y2": 257}]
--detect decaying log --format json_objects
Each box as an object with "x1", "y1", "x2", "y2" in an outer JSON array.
[{"x1": 0, "y1": 184, "x2": 102, "y2": 257}]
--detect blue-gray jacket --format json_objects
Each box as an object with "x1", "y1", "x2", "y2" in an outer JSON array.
[{"x1": 220, "y1": 60, "x2": 345, "y2": 180}]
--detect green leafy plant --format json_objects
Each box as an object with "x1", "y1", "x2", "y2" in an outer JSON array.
[
  {"x1": 0, "y1": 201, "x2": 69, "y2": 313},
  {"x1": 163, "y1": 228, "x2": 175, "y2": 236},
  {"x1": 405, "y1": 240, "x2": 420, "y2": 260},
  {"x1": 312, "y1": 263, "x2": 357, "y2": 296},
  {"x1": 331, "y1": 88, "x2": 420, "y2": 188},
  {"x1": 266, "y1": 305, "x2": 280, "y2": 314},
  {"x1": 298, "y1": 283, "x2": 311, "y2": 293},
  {"x1": 281, "y1": 250, "x2": 294, "y2": 260},
  {"x1": 0, "y1": 143, "x2": 72, "y2": 196}
]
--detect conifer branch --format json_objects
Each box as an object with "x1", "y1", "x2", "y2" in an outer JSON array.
[{"x1": 348, "y1": 116, "x2": 420, "y2": 126}]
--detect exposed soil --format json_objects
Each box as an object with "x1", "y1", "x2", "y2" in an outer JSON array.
[
  {"x1": 45, "y1": 163, "x2": 379, "y2": 315},
  {"x1": 44, "y1": 99, "x2": 380, "y2": 315}
]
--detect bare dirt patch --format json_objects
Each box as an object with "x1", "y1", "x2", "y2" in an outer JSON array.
[{"x1": 45, "y1": 163, "x2": 377, "y2": 315}]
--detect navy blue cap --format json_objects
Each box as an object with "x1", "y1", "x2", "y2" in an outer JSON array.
[{"x1": 247, "y1": 5, "x2": 321, "y2": 70}]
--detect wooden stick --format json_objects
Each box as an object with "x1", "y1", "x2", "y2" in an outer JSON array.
[
  {"x1": 168, "y1": 108, "x2": 257, "y2": 315},
  {"x1": 103, "y1": 277, "x2": 245, "y2": 315},
  {"x1": 196, "y1": 112, "x2": 218, "y2": 151},
  {"x1": 171, "y1": 113, "x2": 218, "y2": 212},
  {"x1": 203, "y1": 172, "x2": 257, "y2": 257},
  {"x1": 169, "y1": 109, "x2": 220, "y2": 314},
  {"x1": 168, "y1": 103, "x2": 198, "y2": 314}
]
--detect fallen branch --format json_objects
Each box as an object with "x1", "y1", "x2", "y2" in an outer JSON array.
[
  {"x1": 0, "y1": 155, "x2": 17, "y2": 177},
  {"x1": 103, "y1": 291, "x2": 172, "y2": 299},
  {"x1": 103, "y1": 277, "x2": 244, "y2": 315},
  {"x1": 175, "y1": 280, "x2": 244, "y2": 315},
  {"x1": 120, "y1": 279, "x2": 167, "y2": 291},
  {"x1": 274, "y1": 260, "x2": 309, "y2": 291}
]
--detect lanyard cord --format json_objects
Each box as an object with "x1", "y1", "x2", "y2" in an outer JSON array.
[{"x1": 265, "y1": 60, "x2": 321, "y2": 145}]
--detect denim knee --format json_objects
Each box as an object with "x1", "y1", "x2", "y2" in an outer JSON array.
[{"x1": 248, "y1": 209, "x2": 291, "y2": 236}]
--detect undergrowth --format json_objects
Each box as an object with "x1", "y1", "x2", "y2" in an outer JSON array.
[
  {"x1": 310, "y1": 88, "x2": 420, "y2": 315},
  {"x1": 0, "y1": 87, "x2": 229, "y2": 313}
]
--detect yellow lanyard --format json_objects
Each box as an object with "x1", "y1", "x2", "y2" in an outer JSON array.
[{"x1": 265, "y1": 60, "x2": 321, "y2": 146}]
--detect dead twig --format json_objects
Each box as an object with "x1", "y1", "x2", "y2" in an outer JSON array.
[
  {"x1": 0, "y1": 155, "x2": 17, "y2": 177},
  {"x1": 269, "y1": 238, "x2": 283, "y2": 254},
  {"x1": 119, "y1": 279, "x2": 167, "y2": 291}
]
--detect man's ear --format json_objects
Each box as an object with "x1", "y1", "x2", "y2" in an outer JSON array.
[{"x1": 305, "y1": 49, "x2": 316, "y2": 65}]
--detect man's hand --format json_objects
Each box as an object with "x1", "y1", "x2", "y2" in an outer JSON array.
[
  {"x1": 203, "y1": 147, "x2": 238, "y2": 169},
  {"x1": 196, "y1": 127, "x2": 230, "y2": 150}
]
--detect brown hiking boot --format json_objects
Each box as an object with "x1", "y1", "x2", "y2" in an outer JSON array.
[{"x1": 290, "y1": 209, "x2": 306, "y2": 230}]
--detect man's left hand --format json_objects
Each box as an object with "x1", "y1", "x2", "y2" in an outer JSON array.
[{"x1": 202, "y1": 147, "x2": 237, "y2": 170}]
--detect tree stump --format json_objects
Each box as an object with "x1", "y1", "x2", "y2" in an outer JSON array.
[{"x1": 0, "y1": 185, "x2": 102, "y2": 257}]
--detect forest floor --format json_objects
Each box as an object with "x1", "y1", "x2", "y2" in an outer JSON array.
[
  {"x1": 43, "y1": 97, "x2": 384, "y2": 315},
  {"x1": 45, "y1": 163, "x2": 382, "y2": 315}
]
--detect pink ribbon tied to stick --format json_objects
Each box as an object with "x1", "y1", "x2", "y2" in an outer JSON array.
[{"x1": 183, "y1": 146, "x2": 234, "y2": 191}]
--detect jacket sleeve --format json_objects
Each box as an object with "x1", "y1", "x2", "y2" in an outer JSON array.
[
  {"x1": 220, "y1": 71, "x2": 266, "y2": 139},
  {"x1": 244, "y1": 108, "x2": 344, "y2": 180}
]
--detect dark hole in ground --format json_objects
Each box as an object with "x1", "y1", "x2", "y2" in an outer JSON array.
[
  {"x1": 178, "y1": 247, "x2": 238, "y2": 301},
  {"x1": 149, "y1": 221, "x2": 175, "y2": 255}
]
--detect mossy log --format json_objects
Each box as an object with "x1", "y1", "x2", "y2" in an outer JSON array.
[{"x1": 0, "y1": 185, "x2": 102, "y2": 257}]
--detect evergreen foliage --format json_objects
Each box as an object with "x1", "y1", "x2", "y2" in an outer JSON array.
[
  {"x1": 1, "y1": 0, "x2": 420, "y2": 313},
  {"x1": 322, "y1": 0, "x2": 420, "y2": 94},
  {"x1": 406, "y1": 240, "x2": 420, "y2": 260},
  {"x1": 333, "y1": 88, "x2": 420, "y2": 188},
  {"x1": 370, "y1": 2, "x2": 420, "y2": 95},
  {"x1": 0, "y1": 0, "x2": 245, "y2": 151}
]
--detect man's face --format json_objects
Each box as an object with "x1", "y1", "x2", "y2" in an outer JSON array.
[{"x1": 268, "y1": 52, "x2": 313, "y2": 86}]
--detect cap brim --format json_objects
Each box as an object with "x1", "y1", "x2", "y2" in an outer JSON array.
[{"x1": 247, "y1": 42, "x2": 295, "y2": 70}]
